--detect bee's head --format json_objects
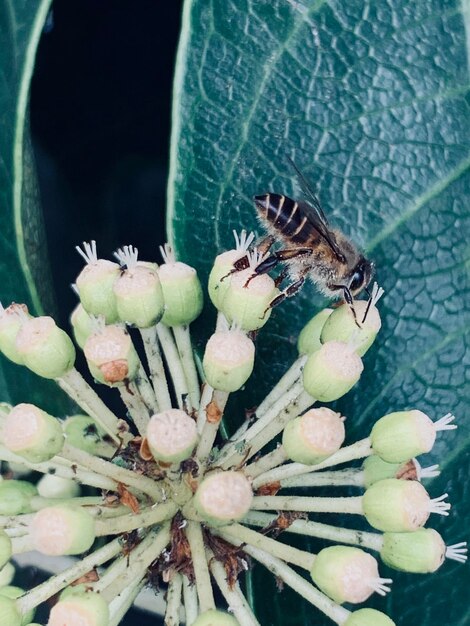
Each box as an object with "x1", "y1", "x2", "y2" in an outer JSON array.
[{"x1": 348, "y1": 258, "x2": 374, "y2": 295}]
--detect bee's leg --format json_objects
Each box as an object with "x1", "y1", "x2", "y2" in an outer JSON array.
[
  {"x1": 257, "y1": 235, "x2": 276, "y2": 256},
  {"x1": 264, "y1": 272, "x2": 308, "y2": 315},
  {"x1": 220, "y1": 254, "x2": 250, "y2": 281},
  {"x1": 274, "y1": 268, "x2": 289, "y2": 288},
  {"x1": 245, "y1": 247, "x2": 312, "y2": 287},
  {"x1": 342, "y1": 287, "x2": 361, "y2": 328}
]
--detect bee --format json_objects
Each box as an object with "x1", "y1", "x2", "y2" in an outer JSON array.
[{"x1": 240, "y1": 162, "x2": 374, "y2": 320}]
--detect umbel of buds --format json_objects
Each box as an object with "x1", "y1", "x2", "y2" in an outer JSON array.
[{"x1": 0, "y1": 235, "x2": 465, "y2": 626}]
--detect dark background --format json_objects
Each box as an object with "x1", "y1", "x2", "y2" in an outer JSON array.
[{"x1": 24, "y1": 1, "x2": 183, "y2": 623}]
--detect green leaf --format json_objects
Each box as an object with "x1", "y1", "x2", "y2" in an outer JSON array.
[
  {"x1": 168, "y1": 1, "x2": 470, "y2": 625},
  {"x1": 0, "y1": 0, "x2": 70, "y2": 414}
]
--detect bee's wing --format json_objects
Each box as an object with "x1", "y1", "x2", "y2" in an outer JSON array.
[
  {"x1": 298, "y1": 200, "x2": 346, "y2": 263},
  {"x1": 287, "y1": 156, "x2": 329, "y2": 225}
]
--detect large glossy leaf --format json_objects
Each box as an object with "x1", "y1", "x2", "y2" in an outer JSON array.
[
  {"x1": 168, "y1": 1, "x2": 470, "y2": 624},
  {"x1": 0, "y1": 0, "x2": 69, "y2": 413}
]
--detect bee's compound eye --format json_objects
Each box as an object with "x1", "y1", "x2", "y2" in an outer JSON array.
[{"x1": 349, "y1": 269, "x2": 365, "y2": 293}]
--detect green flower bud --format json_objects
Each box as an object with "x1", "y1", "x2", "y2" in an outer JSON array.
[
  {"x1": 310, "y1": 546, "x2": 390, "y2": 604},
  {"x1": 0, "y1": 303, "x2": 30, "y2": 365},
  {"x1": 15, "y1": 317, "x2": 75, "y2": 379},
  {"x1": 0, "y1": 595, "x2": 22, "y2": 626},
  {"x1": 48, "y1": 590, "x2": 109, "y2": 626},
  {"x1": 63, "y1": 415, "x2": 108, "y2": 455},
  {"x1": 0, "y1": 586, "x2": 35, "y2": 625},
  {"x1": 0, "y1": 562, "x2": 15, "y2": 587},
  {"x1": 297, "y1": 308, "x2": 333, "y2": 355},
  {"x1": 370, "y1": 410, "x2": 456, "y2": 463},
  {"x1": 76, "y1": 241, "x2": 120, "y2": 324},
  {"x1": 194, "y1": 471, "x2": 253, "y2": 526},
  {"x1": 2, "y1": 403, "x2": 64, "y2": 463},
  {"x1": 113, "y1": 263, "x2": 164, "y2": 328},
  {"x1": 31, "y1": 505, "x2": 96, "y2": 556},
  {"x1": 381, "y1": 528, "x2": 446, "y2": 573},
  {"x1": 302, "y1": 341, "x2": 363, "y2": 401},
  {"x1": 282, "y1": 407, "x2": 345, "y2": 464},
  {"x1": 70, "y1": 304, "x2": 94, "y2": 349},
  {"x1": 192, "y1": 610, "x2": 239, "y2": 626},
  {"x1": 0, "y1": 480, "x2": 37, "y2": 515},
  {"x1": 362, "y1": 456, "x2": 415, "y2": 487},
  {"x1": 0, "y1": 529, "x2": 12, "y2": 569},
  {"x1": 84, "y1": 325, "x2": 139, "y2": 385},
  {"x1": 146, "y1": 409, "x2": 198, "y2": 463},
  {"x1": 343, "y1": 608, "x2": 396, "y2": 626},
  {"x1": 362, "y1": 478, "x2": 449, "y2": 532},
  {"x1": 321, "y1": 299, "x2": 381, "y2": 357},
  {"x1": 159, "y1": 245, "x2": 203, "y2": 326},
  {"x1": 203, "y1": 329, "x2": 255, "y2": 392},
  {"x1": 221, "y1": 268, "x2": 278, "y2": 331},
  {"x1": 37, "y1": 474, "x2": 80, "y2": 500}
]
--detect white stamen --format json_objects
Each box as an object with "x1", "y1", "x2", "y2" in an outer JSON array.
[
  {"x1": 75, "y1": 241, "x2": 98, "y2": 265},
  {"x1": 415, "y1": 460, "x2": 440, "y2": 480},
  {"x1": 430, "y1": 493, "x2": 451, "y2": 516},
  {"x1": 247, "y1": 247, "x2": 268, "y2": 270},
  {"x1": 446, "y1": 542, "x2": 468, "y2": 563},
  {"x1": 114, "y1": 245, "x2": 139, "y2": 268},
  {"x1": 159, "y1": 243, "x2": 176, "y2": 264},
  {"x1": 232, "y1": 229, "x2": 255, "y2": 252},
  {"x1": 70, "y1": 283, "x2": 79, "y2": 296},
  {"x1": 178, "y1": 519, "x2": 187, "y2": 529},
  {"x1": 369, "y1": 576, "x2": 393, "y2": 596},
  {"x1": 371, "y1": 282, "x2": 385, "y2": 307},
  {"x1": 434, "y1": 412, "x2": 457, "y2": 432}
]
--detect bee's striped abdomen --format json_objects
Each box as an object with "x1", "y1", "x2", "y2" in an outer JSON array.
[{"x1": 254, "y1": 193, "x2": 314, "y2": 244}]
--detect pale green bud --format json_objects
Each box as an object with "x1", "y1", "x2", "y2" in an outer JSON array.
[
  {"x1": 0, "y1": 586, "x2": 35, "y2": 625},
  {"x1": 297, "y1": 308, "x2": 333, "y2": 355},
  {"x1": 48, "y1": 590, "x2": 109, "y2": 626},
  {"x1": 146, "y1": 409, "x2": 198, "y2": 463},
  {"x1": 194, "y1": 471, "x2": 253, "y2": 526},
  {"x1": 0, "y1": 303, "x2": 30, "y2": 365},
  {"x1": 0, "y1": 595, "x2": 22, "y2": 626},
  {"x1": 208, "y1": 250, "x2": 247, "y2": 310},
  {"x1": 362, "y1": 456, "x2": 417, "y2": 488},
  {"x1": 0, "y1": 562, "x2": 15, "y2": 587},
  {"x1": 381, "y1": 528, "x2": 446, "y2": 573},
  {"x1": 343, "y1": 608, "x2": 396, "y2": 626},
  {"x1": 158, "y1": 260, "x2": 203, "y2": 327},
  {"x1": 203, "y1": 329, "x2": 255, "y2": 392},
  {"x1": 76, "y1": 255, "x2": 120, "y2": 324},
  {"x1": 321, "y1": 300, "x2": 381, "y2": 356},
  {"x1": 302, "y1": 341, "x2": 363, "y2": 401},
  {"x1": 0, "y1": 529, "x2": 12, "y2": 569},
  {"x1": 310, "y1": 546, "x2": 388, "y2": 604},
  {"x1": 84, "y1": 325, "x2": 139, "y2": 385},
  {"x1": 370, "y1": 410, "x2": 455, "y2": 463},
  {"x1": 0, "y1": 480, "x2": 37, "y2": 515},
  {"x1": 221, "y1": 269, "x2": 278, "y2": 331},
  {"x1": 2, "y1": 403, "x2": 64, "y2": 463},
  {"x1": 114, "y1": 264, "x2": 164, "y2": 328},
  {"x1": 192, "y1": 610, "x2": 239, "y2": 626},
  {"x1": 31, "y1": 505, "x2": 96, "y2": 556},
  {"x1": 63, "y1": 415, "x2": 107, "y2": 455},
  {"x1": 362, "y1": 478, "x2": 448, "y2": 532},
  {"x1": 15, "y1": 317, "x2": 75, "y2": 379},
  {"x1": 70, "y1": 304, "x2": 94, "y2": 349},
  {"x1": 282, "y1": 407, "x2": 345, "y2": 464},
  {"x1": 37, "y1": 474, "x2": 80, "y2": 499}
]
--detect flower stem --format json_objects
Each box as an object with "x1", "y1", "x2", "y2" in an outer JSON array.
[
  {"x1": 118, "y1": 382, "x2": 150, "y2": 435},
  {"x1": 240, "y1": 543, "x2": 350, "y2": 625},
  {"x1": 185, "y1": 521, "x2": 215, "y2": 612},
  {"x1": 250, "y1": 494, "x2": 364, "y2": 515},
  {"x1": 57, "y1": 367, "x2": 122, "y2": 443},
  {"x1": 182, "y1": 574, "x2": 198, "y2": 624},
  {"x1": 164, "y1": 572, "x2": 183, "y2": 626},
  {"x1": 197, "y1": 382, "x2": 214, "y2": 433},
  {"x1": 173, "y1": 324, "x2": 201, "y2": 409},
  {"x1": 140, "y1": 326, "x2": 172, "y2": 411},
  {"x1": 157, "y1": 323, "x2": 189, "y2": 409},
  {"x1": 281, "y1": 468, "x2": 365, "y2": 488},
  {"x1": 108, "y1": 576, "x2": 146, "y2": 626},
  {"x1": 100, "y1": 523, "x2": 170, "y2": 601},
  {"x1": 94, "y1": 502, "x2": 178, "y2": 536},
  {"x1": 252, "y1": 438, "x2": 372, "y2": 489},
  {"x1": 16, "y1": 537, "x2": 122, "y2": 614},
  {"x1": 29, "y1": 495, "x2": 105, "y2": 511},
  {"x1": 255, "y1": 356, "x2": 306, "y2": 419},
  {"x1": 242, "y1": 510, "x2": 384, "y2": 552},
  {"x1": 217, "y1": 523, "x2": 315, "y2": 570},
  {"x1": 11, "y1": 534, "x2": 33, "y2": 554},
  {"x1": 244, "y1": 445, "x2": 287, "y2": 479},
  {"x1": 60, "y1": 442, "x2": 162, "y2": 500},
  {"x1": 196, "y1": 389, "x2": 229, "y2": 464},
  {"x1": 135, "y1": 364, "x2": 159, "y2": 413},
  {"x1": 208, "y1": 548, "x2": 261, "y2": 626}
]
